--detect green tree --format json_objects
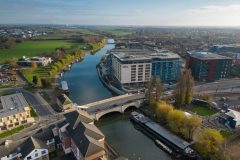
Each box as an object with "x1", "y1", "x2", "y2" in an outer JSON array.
[
  {"x1": 174, "y1": 73, "x2": 187, "y2": 106},
  {"x1": 155, "y1": 77, "x2": 163, "y2": 101},
  {"x1": 167, "y1": 109, "x2": 186, "y2": 134},
  {"x1": 145, "y1": 78, "x2": 154, "y2": 104},
  {"x1": 174, "y1": 69, "x2": 194, "y2": 106},
  {"x1": 185, "y1": 69, "x2": 194, "y2": 104},
  {"x1": 32, "y1": 75, "x2": 39, "y2": 86},
  {"x1": 31, "y1": 61, "x2": 38, "y2": 69},
  {"x1": 9, "y1": 57, "x2": 18, "y2": 68},
  {"x1": 183, "y1": 115, "x2": 202, "y2": 140},
  {"x1": 195, "y1": 128, "x2": 224, "y2": 160},
  {"x1": 41, "y1": 78, "x2": 52, "y2": 88},
  {"x1": 155, "y1": 101, "x2": 173, "y2": 124}
]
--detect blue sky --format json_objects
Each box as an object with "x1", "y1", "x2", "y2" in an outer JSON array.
[{"x1": 0, "y1": 0, "x2": 240, "y2": 26}]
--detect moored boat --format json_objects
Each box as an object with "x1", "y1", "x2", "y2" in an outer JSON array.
[
  {"x1": 61, "y1": 81, "x2": 69, "y2": 93},
  {"x1": 131, "y1": 111, "x2": 198, "y2": 159}
]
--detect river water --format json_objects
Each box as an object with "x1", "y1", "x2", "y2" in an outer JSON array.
[{"x1": 62, "y1": 39, "x2": 172, "y2": 160}]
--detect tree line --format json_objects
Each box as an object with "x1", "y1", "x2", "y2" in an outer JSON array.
[
  {"x1": 145, "y1": 69, "x2": 230, "y2": 160},
  {"x1": 32, "y1": 38, "x2": 106, "y2": 88}
]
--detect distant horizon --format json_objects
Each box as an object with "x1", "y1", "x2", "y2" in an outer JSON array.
[
  {"x1": 1, "y1": 0, "x2": 240, "y2": 26},
  {"x1": 1, "y1": 23, "x2": 240, "y2": 29}
]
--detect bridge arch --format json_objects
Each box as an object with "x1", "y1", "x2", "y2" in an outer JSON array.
[{"x1": 97, "y1": 111, "x2": 122, "y2": 120}]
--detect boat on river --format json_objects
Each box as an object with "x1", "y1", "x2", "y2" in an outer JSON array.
[
  {"x1": 61, "y1": 81, "x2": 69, "y2": 93},
  {"x1": 131, "y1": 111, "x2": 198, "y2": 159}
]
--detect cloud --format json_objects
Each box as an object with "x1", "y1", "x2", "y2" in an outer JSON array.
[{"x1": 187, "y1": 4, "x2": 240, "y2": 13}]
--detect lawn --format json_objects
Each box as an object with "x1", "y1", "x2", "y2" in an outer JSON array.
[
  {"x1": 187, "y1": 105, "x2": 217, "y2": 116},
  {"x1": 0, "y1": 40, "x2": 84, "y2": 63},
  {"x1": 0, "y1": 91, "x2": 11, "y2": 96},
  {"x1": 0, "y1": 125, "x2": 24, "y2": 138},
  {"x1": 30, "y1": 105, "x2": 38, "y2": 117},
  {"x1": 220, "y1": 130, "x2": 234, "y2": 139},
  {"x1": 0, "y1": 84, "x2": 16, "y2": 89}
]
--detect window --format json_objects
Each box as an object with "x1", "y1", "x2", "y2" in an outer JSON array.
[
  {"x1": 35, "y1": 153, "x2": 38, "y2": 157},
  {"x1": 27, "y1": 156, "x2": 31, "y2": 160}
]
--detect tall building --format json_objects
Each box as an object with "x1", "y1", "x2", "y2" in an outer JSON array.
[
  {"x1": 107, "y1": 48, "x2": 181, "y2": 85},
  {"x1": 188, "y1": 51, "x2": 233, "y2": 81}
]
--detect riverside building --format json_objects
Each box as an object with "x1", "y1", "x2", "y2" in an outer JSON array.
[
  {"x1": 106, "y1": 48, "x2": 181, "y2": 87},
  {"x1": 187, "y1": 51, "x2": 232, "y2": 82},
  {"x1": 0, "y1": 93, "x2": 34, "y2": 132}
]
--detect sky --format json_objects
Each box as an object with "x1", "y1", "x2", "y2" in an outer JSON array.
[{"x1": 0, "y1": 0, "x2": 240, "y2": 26}]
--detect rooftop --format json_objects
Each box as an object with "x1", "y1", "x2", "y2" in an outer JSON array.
[
  {"x1": 225, "y1": 109, "x2": 240, "y2": 122},
  {"x1": 189, "y1": 51, "x2": 232, "y2": 60},
  {"x1": 212, "y1": 44, "x2": 240, "y2": 48},
  {"x1": 0, "y1": 93, "x2": 29, "y2": 118},
  {"x1": 109, "y1": 48, "x2": 180, "y2": 62},
  {"x1": 145, "y1": 121, "x2": 190, "y2": 150}
]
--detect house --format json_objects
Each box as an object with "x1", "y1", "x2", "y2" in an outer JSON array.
[
  {"x1": 0, "y1": 128, "x2": 55, "y2": 160},
  {"x1": 56, "y1": 94, "x2": 73, "y2": 111},
  {"x1": 219, "y1": 109, "x2": 240, "y2": 129},
  {"x1": 17, "y1": 57, "x2": 52, "y2": 67},
  {"x1": 0, "y1": 93, "x2": 35, "y2": 132},
  {"x1": 57, "y1": 110, "x2": 105, "y2": 160}
]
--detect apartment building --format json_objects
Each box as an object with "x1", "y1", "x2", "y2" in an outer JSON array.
[
  {"x1": 107, "y1": 48, "x2": 181, "y2": 85},
  {"x1": 0, "y1": 93, "x2": 35, "y2": 132},
  {"x1": 187, "y1": 51, "x2": 233, "y2": 81}
]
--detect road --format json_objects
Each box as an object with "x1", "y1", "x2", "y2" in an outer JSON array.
[
  {"x1": 86, "y1": 94, "x2": 144, "y2": 114},
  {"x1": 0, "y1": 87, "x2": 55, "y2": 118},
  {"x1": 195, "y1": 78, "x2": 240, "y2": 94},
  {"x1": 0, "y1": 114, "x2": 64, "y2": 144}
]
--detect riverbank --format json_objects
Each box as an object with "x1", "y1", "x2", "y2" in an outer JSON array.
[
  {"x1": 96, "y1": 64, "x2": 126, "y2": 95},
  {"x1": 60, "y1": 39, "x2": 172, "y2": 160}
]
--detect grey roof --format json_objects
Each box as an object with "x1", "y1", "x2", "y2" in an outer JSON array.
[
  {"x1": 67, "y1": 125, "x2": 104, "y2": 158},
  {"x1": 75, "y1": 121, "x2": 104, "y2": 140},
  {"x1": 145, "y1": 121, "x2": 190, "y2": 150},
  {"x1": 63, "y1": 110, "x2": 93, "y2": 128},
  {"x1": 0, "y1": 128, "x2": 54, "y2": 159},
  {"x1": 62, "y1": 110, "x2": 104, "y2": 158},
  {"x1": 0, "y1": 139, "x2": 26, "y2": 159},
  {"x1": 0, "y1": 93, "x2": 29, "y2": 118},
  {"x1": 110, "y1": 48, "x2": 180, "y2": 62},
  {"x1": 189, "y1": 51, "x2": 232, "y2": 60}
]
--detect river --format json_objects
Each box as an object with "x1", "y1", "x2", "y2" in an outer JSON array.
[{"x1": 62, "y1": 39, "x2": 172, "y2": 160}]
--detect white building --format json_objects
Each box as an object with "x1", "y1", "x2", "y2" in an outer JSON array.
[
  {"x1": 108, "y1": 49, "x2": 180, "y2": 85},
  {"x1": 17, "y1": 56, "x2": 52, "y2": 67},
  {"x1": 111, "y1": 52, "x2": 151, "y2": 84}
]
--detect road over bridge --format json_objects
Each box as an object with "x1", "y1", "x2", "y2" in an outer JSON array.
[{"x1": 78, "y1": 94, "x2": 145, "y2": 120}]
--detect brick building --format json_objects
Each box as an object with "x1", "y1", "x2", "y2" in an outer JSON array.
[{"x1": 187, "y1": 51, "x2": 232, "y2": 81}]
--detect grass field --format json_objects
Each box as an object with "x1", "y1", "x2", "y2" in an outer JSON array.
[
  {"x1": 0, "y1": 125, "x2": 24, "y2": 138},
  {"x1": 0, "y1": 40, "x2": 86, "y2": 63},
  {"x1": 187, "y1": 105, "x2": 217, "y2": 116}
]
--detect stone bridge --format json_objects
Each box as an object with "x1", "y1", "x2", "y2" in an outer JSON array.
[
  {"x1": 78, "y1": 94, "x2": 145, "y2": 121},
  {"x1": 92, "y1": 100, "x2": 142, "y2": 120}
]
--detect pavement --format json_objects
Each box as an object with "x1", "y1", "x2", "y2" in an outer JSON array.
[
  {"x1": 86, "y1": 93, "x2": 144, "y2": 114},
  {"x1": 194, "y1": 78, "x2": 240, "y2": 94}
]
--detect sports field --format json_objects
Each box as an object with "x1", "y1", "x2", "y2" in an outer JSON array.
[{"x1": 0, "y1": 40, "x2": 85, "y2": 63}]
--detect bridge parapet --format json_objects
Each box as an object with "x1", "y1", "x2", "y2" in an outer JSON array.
[{"x1": 92, "y1": 100, "x2": 143, "y2": 121}]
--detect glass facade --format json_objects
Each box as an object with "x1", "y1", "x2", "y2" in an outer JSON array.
[{"x1": 151, "y1": 59, "x2": 180, "y2": 82}]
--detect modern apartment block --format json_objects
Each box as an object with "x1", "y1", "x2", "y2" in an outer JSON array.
[
  {"x1": 107, "y1": 48, "x2": 181, "y2": 85},
  {"x1": 0, "y1": 93, "x2": 34, "y2": 132},
  {"x1": 187, "y1": 51, "x2": 233, "y2": 81}
]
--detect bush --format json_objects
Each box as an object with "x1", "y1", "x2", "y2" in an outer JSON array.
[{"x1": 41, "y1": 78, "x2": 52, "y2": 88}]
